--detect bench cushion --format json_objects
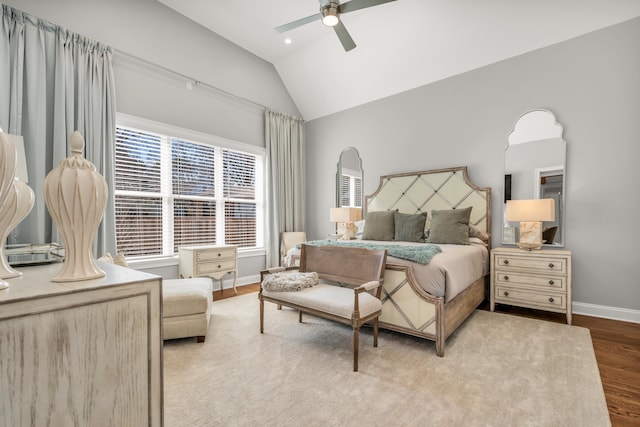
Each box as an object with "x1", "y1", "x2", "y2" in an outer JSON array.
[{"x1": 262, "y1": 284, "x2": 381, "y2": 319}]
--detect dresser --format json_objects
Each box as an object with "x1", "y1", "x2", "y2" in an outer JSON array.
[
  {"x1": 0, "y1": 262, "x2": 163, "y2": 426},
  {"x1": 179, "y1": 244, "x2": 238, "y2": 294},
  {"x1": 490, "y1": 247, "x2": 572, "y2": 324}
]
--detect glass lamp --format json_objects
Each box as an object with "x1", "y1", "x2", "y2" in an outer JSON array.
[
  {"x1": 506, "y1": 199, "x2": 555, "y2": 250},
  {"x1": 330, "y1": 207, "x2": 361, "y2": 240}
]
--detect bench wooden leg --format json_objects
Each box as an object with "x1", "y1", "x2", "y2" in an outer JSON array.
[
  {"x1": 373, "y1": 317, "x2": 379, "y2": 348},
  {"x1": 260, "y1": 299, "x2": 264, "y2": 333},
  {"x1": 353, "y1": 327, "x2": 359, "y2": 372},
  {"x1": 299, "y1": 310, "x2": 303, "y2": 323}
]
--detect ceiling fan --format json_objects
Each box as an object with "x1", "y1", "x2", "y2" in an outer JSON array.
[{"x1": 274, "y1": 0, "x2": 397, "y2": 52}]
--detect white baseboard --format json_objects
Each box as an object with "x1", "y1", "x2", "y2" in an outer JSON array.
[{"x1": 573, "y1": 301, "x2": 640, "y2": 324}]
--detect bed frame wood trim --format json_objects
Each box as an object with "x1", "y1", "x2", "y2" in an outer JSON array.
[{"x1": 364, "y1": 166, "x2": 491, "y2": 356}]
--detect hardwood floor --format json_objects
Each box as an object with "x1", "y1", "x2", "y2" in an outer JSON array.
[{"x1": 217, "y1": 284, "x2": 640, "y2": 426}]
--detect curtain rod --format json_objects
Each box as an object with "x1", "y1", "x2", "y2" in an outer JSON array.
[{"x1": 113, "y1": 48, "x2": 267, "y2": 111}]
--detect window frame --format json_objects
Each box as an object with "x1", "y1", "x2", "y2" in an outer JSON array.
[{"x1": 115, "y1": 113, "x2": 265, "y2": 264}]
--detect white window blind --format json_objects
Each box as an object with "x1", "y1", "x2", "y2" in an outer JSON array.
[
  {"x1": 114, "y1": 124, "x2": 263, "y2": 258},
  {"x1": 340, "y1": 174, "x2": 362, "y2": 207}
]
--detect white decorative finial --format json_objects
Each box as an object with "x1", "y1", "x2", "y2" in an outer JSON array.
[{"x1": 70, "y1": 130, "x2": 84, "y2": 155}]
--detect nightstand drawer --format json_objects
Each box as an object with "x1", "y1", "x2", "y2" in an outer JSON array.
[
  {"x1": 495, "y1": 254, "x2": 567, "y2": 274},
  {"x1": 196, "y1": 249, "x2": 235, "y2": 262},
  {"x1": 494, "y1": 271, "x2": 566, "y2": 291},
  {"x1": 495, "y1": 286, "x2": 566, "y2": 310},
  {"x1": 196, "y1": 259, "x2": 235, "y2": 275}
]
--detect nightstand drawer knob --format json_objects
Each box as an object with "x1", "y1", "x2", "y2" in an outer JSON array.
[
  {"x1": 548, "y1": 263, "x2": 554, "y2": 268},
  {"x1": 503, "y1": 291, "x2": 509, "y2": 297},
  {"x1": 549, "y1": 297, "x2": 554, "y2": 303},
  {"x1": 503, "y1": 260, "x2": 509, "y2": 265},
  {"x1": 218, "y1": 265, "x2": 221, "y2": 268},
  {"x1": 503, "y1": 275, "x2": 509, "y2": 281},
  {"x1": 218, "y1": 253, "x2": 222, "y2": 257},
  {"x1": 548, "y1": 280, "x2": 554, "y2": 285}
]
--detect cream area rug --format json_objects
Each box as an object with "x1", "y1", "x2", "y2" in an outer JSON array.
[{"x1": 163, "y1": 293, "x2": 610, "y2": 427}]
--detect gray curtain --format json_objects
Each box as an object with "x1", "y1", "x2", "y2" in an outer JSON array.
[
  {"x1": 265, "y1": 109, "x2": 305, "y2": 267},
  {"x1": 0, "y1": 4, "x2": 117, "y2": 255}
]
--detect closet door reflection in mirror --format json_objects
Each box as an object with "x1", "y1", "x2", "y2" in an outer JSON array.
[
  {"x1": 504, "y1": 110, "x2": 566, "y2": 246},
  {"x1": 336, "y1": 148, "x2": 363, "y2": 208}
]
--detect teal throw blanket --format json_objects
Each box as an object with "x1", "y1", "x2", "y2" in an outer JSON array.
[{"x1": 299, "y1": 240, "x2": 442, "y2": 265}]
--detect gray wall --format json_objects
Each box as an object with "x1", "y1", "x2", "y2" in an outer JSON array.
[
  {"x1": 5, "y1": 0, "x2": 301, "y2": 284},
  {"x1": 305, "y1": 18, "x2": 640, "y2": 313}
]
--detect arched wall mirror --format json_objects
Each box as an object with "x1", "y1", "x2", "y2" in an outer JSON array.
[
  {"x1": 336, "y1": 147, "x2": 363, "y2": 208},
  {"x1": 503, "y1": 109, "x2": 566, "y2": 247}
]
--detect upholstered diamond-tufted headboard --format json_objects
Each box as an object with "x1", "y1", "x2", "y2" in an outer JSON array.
[{"x1": 364, "y1": 166, "x2": 491, "y2": 245}]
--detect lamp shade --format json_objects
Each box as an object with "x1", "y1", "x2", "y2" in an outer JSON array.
[
  {"x1": 506, "y1": 199, "x2": 555, "y2": 222},
  {"x1": 6, "y1": 134, "x2": 28, "y2": 183},
  {"x1": 329, "y1": 207, "x2": 361, "y2": 223}
]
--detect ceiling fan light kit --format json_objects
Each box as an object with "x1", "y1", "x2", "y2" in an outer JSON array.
[
  {"x1": 321, "y1": 2, "x2": 340, "y2": 27},
  {"x1": 275, "y1": 0, "x2": 397, "y2": 51}
]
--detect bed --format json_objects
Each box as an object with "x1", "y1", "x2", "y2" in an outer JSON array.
[{"x1": 294, "y1": 166, "x2": 491, "y2": 356}]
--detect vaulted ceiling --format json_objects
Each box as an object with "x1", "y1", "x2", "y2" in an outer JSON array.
[{"x1": 158, "y1": 0, "x2": 640, "y2": 120}]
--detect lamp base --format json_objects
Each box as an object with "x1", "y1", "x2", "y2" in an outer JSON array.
[
  {"x1": 336, "y1": 222, "x2": 357, "y2": 240},
  {"x1": 516, "y1": 241, "x2": 544, "y2": 251}
]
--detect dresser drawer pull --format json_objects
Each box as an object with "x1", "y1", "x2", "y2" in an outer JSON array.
[
  {"x1": 503, "y1": 275, "x2": 509, "y2": 281},
  {"x1": 549, "y1": 297, "x2": 554, "y2": 303},
  {"x1": 548, "y1": 280, "x2": 554, "y2": 285},
  {"x1": 503, "y1": 260, "x2": 509, "y2": 265},
  {"x1": 503, "y1": 291, "x2": 509, "y2": 297},
  {"x1": 218, "y1": 253, "x2": 222, "y2": 257},
  {"x1": 548, "y1": 263, "x2": 554, "y2": 268},
  {"x1": 218, "y1": 265, "x2": 221, "y2": 268}
]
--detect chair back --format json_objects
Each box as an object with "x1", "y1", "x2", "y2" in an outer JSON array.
[
  {"x1": 280, "y1": 231, "x2": 306, "y2": 266},
  {"x1": 299, "y1": 244, "x2": 387, "y2": 286}
]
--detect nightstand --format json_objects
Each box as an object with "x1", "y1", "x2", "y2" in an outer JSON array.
[
  {"x1": 179, "y1": 244, "x2": 238, "y2": 294},
  {"x1": 490, "y1": 247, "x2": 572, "y2": 324}
]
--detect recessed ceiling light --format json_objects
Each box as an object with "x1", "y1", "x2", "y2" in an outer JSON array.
[{"x1": 284, "y1": 38, "x2": 292, "y2": 45}]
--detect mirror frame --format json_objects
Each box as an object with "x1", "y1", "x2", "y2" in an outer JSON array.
[
  {"x1": 503, "y1": 109, "x2": 566, "y2": 247},
  {"x1": 336, "y1": 147, "x2": 363, "y2": 208}
]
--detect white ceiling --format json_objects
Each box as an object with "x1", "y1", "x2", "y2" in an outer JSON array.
[{"x1": 158, "y1": 0, "x2": 640, "y2": 120}]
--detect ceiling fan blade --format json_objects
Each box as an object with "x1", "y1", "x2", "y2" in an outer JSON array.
[
  {"x1": 318, "y1": 0, "x2": 332, "y2": 6},
  {"x1": 340, "y1": 0, "x2": 396, "y2": 14},
  {"x1": 333, "y1": 21, "x2": 356, "y2": 52},
  {"x1": 274, "y1": 13, "x2": 322, "y2": 33}
]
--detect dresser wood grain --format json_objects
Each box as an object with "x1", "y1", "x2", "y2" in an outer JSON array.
[
  {"x1": 490, "y1": 247, "x2": 572, "y2": 324},
  {"x1": 0, "y1": 262, "x2": 163, "y2": 427}
]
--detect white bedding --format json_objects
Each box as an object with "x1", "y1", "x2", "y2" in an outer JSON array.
[{"x1": 286, "y1": 240, "x2": 488, "y2": 303}]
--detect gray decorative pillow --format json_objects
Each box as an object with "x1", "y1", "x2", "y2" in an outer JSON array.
[
  {"x1": 427, "y1": 207, "x2": 472, "y2": 245},
  {"x1": 361, "y1": 210, "x2": 396, "y2": 241},
  {"x1": 394, "y1": 212, "x2": 428, "y2": 242},
  {"x1": 262, "y1": 272, "x2": 319, "y2": 292}
]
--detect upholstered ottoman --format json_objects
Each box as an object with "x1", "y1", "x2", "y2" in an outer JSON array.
[{"x1": 162, "y1": 277, "x2": 213, "y2": 342}]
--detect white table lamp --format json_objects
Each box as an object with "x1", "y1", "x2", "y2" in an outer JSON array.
[
  {"x1": 330, "y1": 207, "x2": 361, "y2": 240},
  {"x1": 506, "y1": 199, "x2": 555, "y2": 250}
]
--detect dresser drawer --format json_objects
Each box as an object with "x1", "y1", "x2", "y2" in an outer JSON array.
[
  {"x1": 196, "y1": 259, "x2": 235, "y2": 275},
  {"x1": 495, "y1": 285, "x2": 566, "y2": 310},
  {"x1": 494, "y1": 254, "x2": 567, "y2": 274},
  {"x1": 196, "y1": 248, "x2": 235, "y2": 262},
  {"x1": 494, "y1": 271, "x2": 566, "y2": 291}
]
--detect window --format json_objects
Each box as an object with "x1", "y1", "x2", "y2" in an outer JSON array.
[
  {"x1": 114, "y1": 121, "x2": 263, "y2": 258},
  {"x1": 340, "y1": 173, "x2": 362, "y2": 207}
]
